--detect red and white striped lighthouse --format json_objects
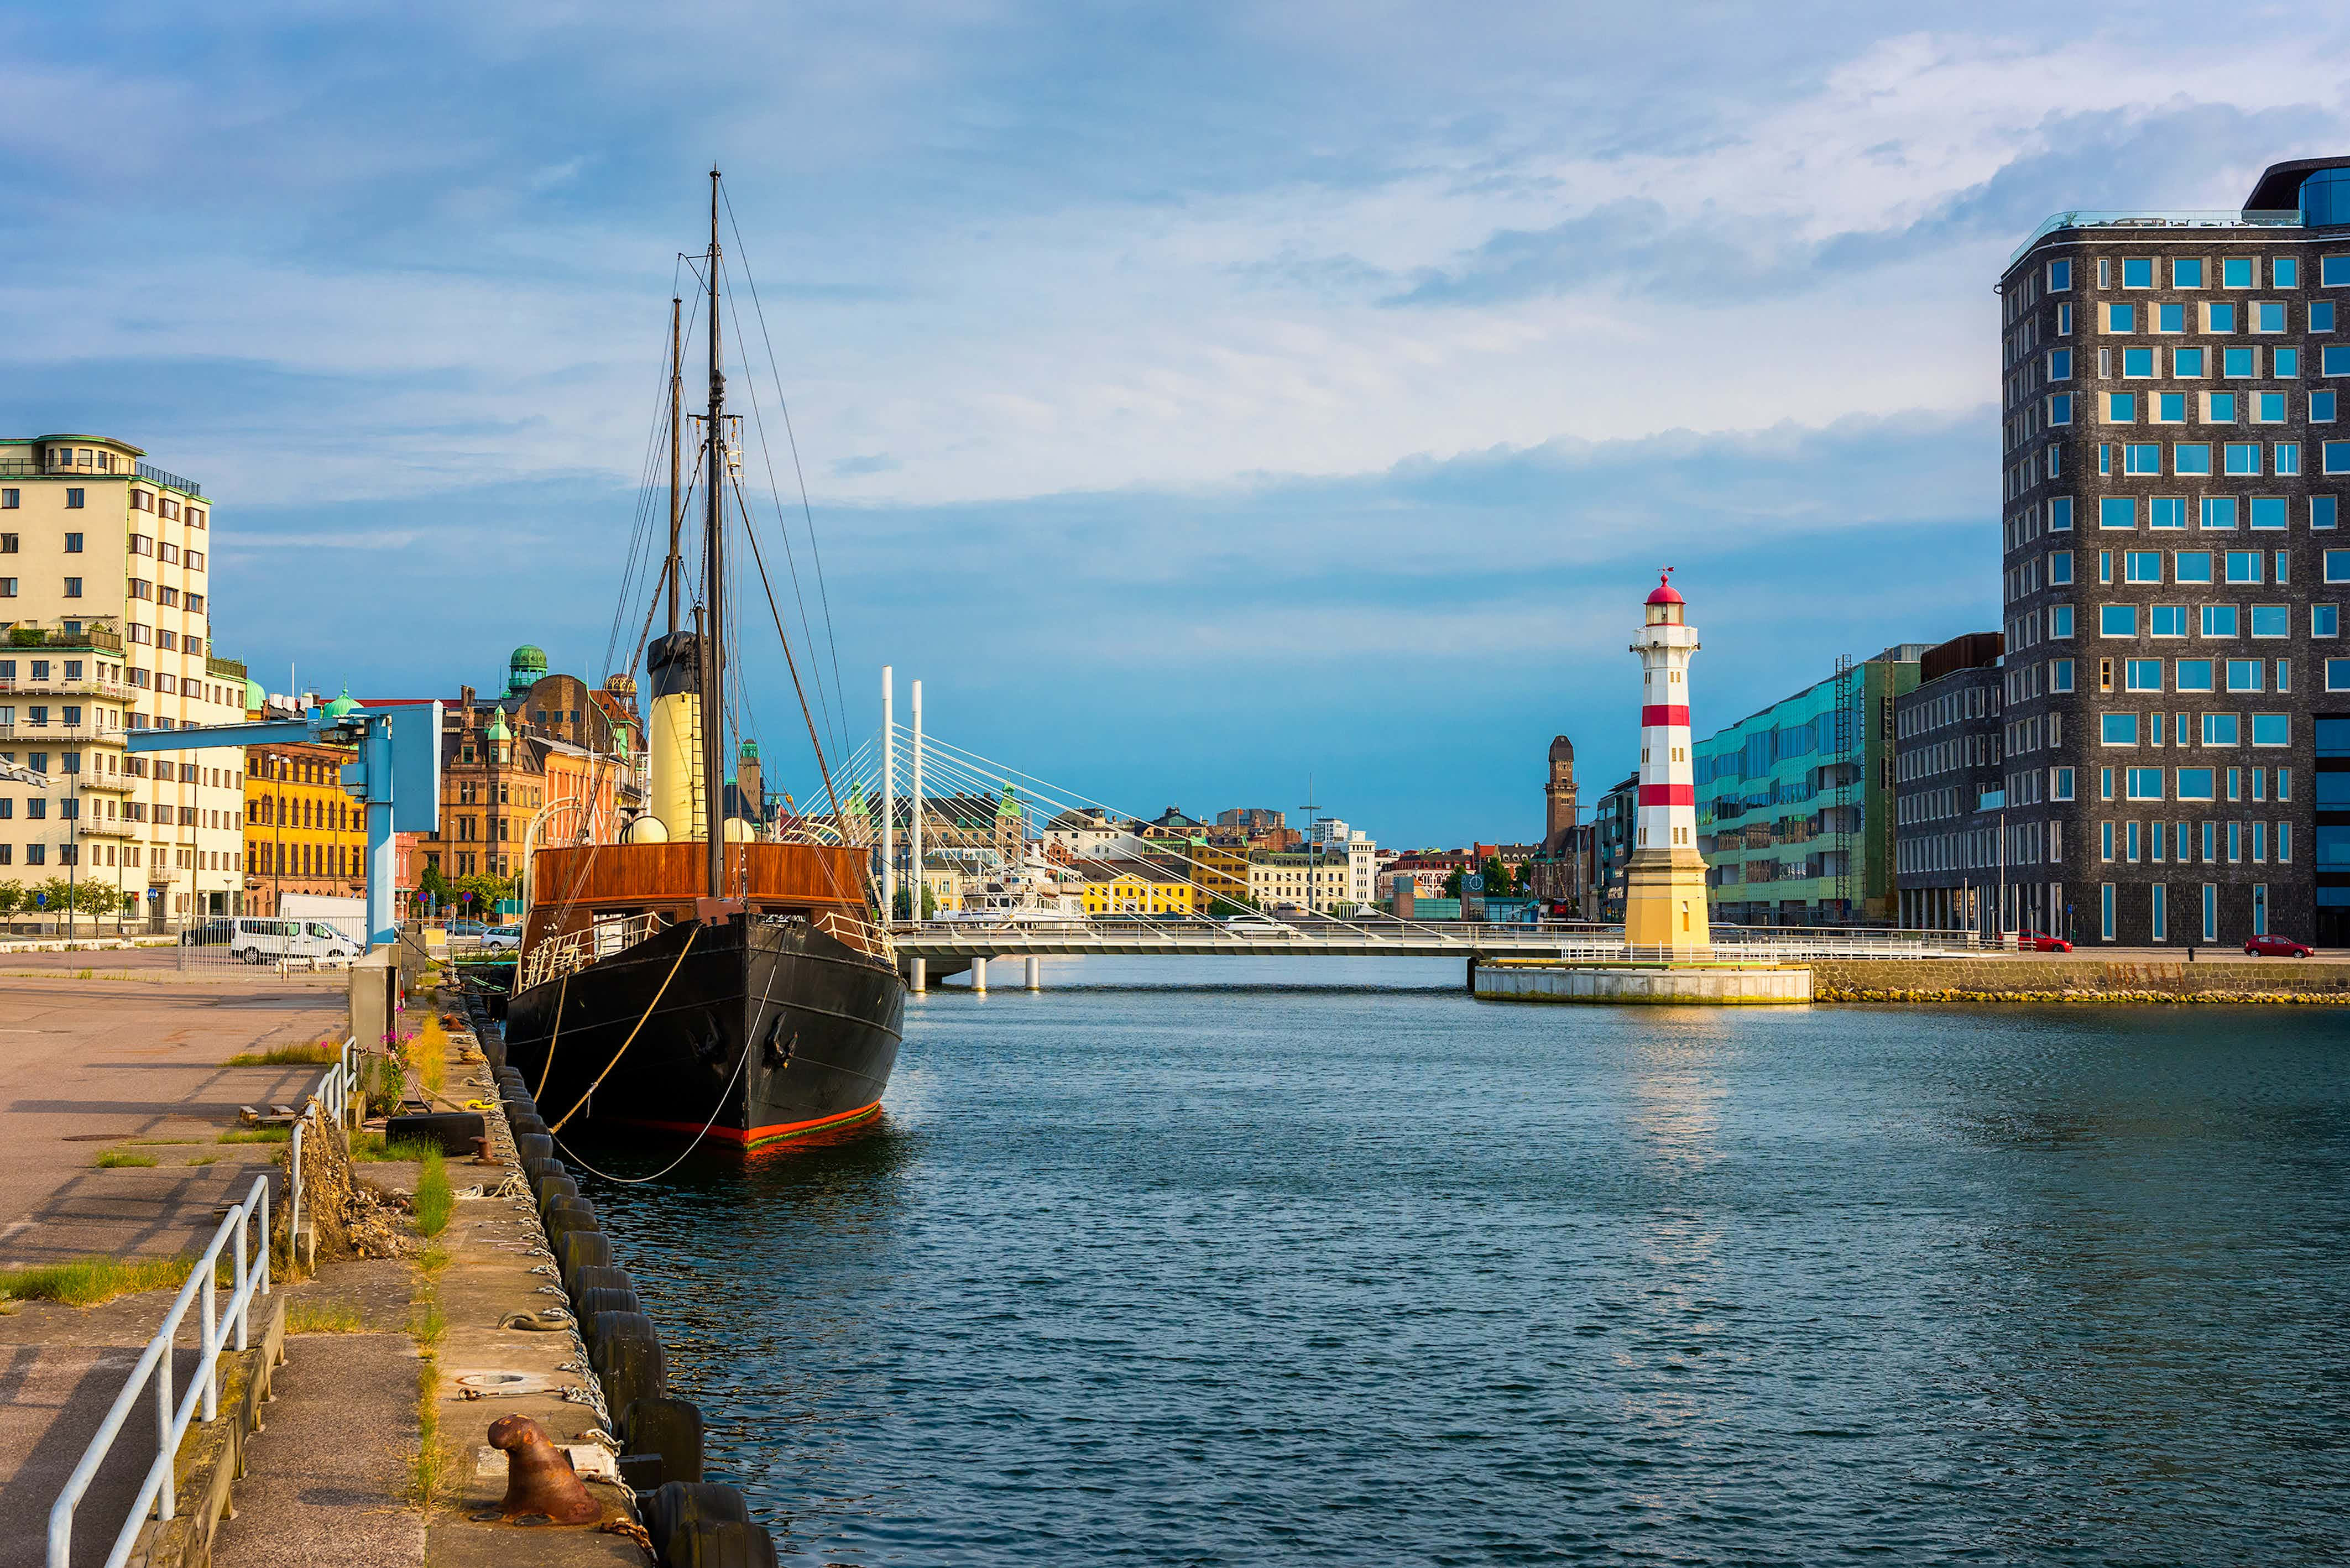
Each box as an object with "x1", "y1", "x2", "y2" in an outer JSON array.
[{"x1": 1626, "y1": 568, "x2": 1709, "y2": 950}]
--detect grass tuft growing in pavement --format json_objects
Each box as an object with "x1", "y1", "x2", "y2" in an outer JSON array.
[
  {"x1": 224, "y1": 1040, "x2": 343, "y2": 1067},
  {"x1": 217, "y1": 1127, "x2": 291, "y2": 1144},
  {"x1": 408, "y1": 1016, "x2": 450, "y2": 1097},
  {"x1": 349, "y1": 1131, "x2": 440, "y2": 1164},
  {"x1": 405, "y1": 1273, "x2": 458, "y2": 1514},
  {"x1": 287, "y1": 1297, "x2": 365, "y2": 1334},
  {"x1": 93, "y1": 1149, "x2": 156, "y2": 1168},
  {"x1": 1, "y1": 1255, "x2": 192, "y2": 1306},
  {"x1": 411, "y1": 1147, "x2": 452, "y2": 1238}
]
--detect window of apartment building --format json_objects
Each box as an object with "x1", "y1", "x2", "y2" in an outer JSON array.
[
  {"x1": 2203, "y1": 604, "x2": 2239, "y2": 637},
  {"x1": 62, "y1": 578, "x2": 81, "y2": 598},
  {"x1": 2206, "y1": 391, "x2": 2238, "y2": 424},
  {"x1": 2173, "y1": 443, "x2": 2210, "y2": 475},
  {"x1": 2314, "y1": 297, "x2": 2337, "y2": 331},
  {"x1": 2123, "y1": 551, "x2": 2161, "y2": 583},
  {"x1": 62, "y1": 532, "x2": 81, "y2": 553},
  {"x1": 2274, "y1": 257, "x2": 2299, "y2": 288},
  {"x1": 2254, "y1": 301, "x2": 2287, "y2": 333},
  {"x1": 2171, "y1": 347, "x2": 2204, "y2": 378},
  {"x1": 2318, "y1": 497, "x2": 2341, "y2": 529},
  {"x1": 2100, "y1": 604, "x2": 2137, "y2": 636},
  {"x1": 2151, "y1": 604, "x2": 2188, "y2": 636},
  {"x1": 2122, "y1": 258, "x2": 2153, "y2": 288},
  {"x1": 2122, "y1": 349, "x2": 2154, "y2": 379},
  {"x1": 2203, "y1": 713, "x2": 2241, "y2": 745},
  {"x1": 2048, "y1": 258, "x2": 2071, "y2": 291},
  {"x1": 2318, "y1": 604, "x2": 2342, "y2": 637},
  {"x1": 2208, "y1": 302, "x2": 2240, "y2": 334},
  {"x1": 64, "y1": 489, "x2": 82, "y2": 509},
  {"x1": 2275, "y1": 347, "x2": 2301, "y2": 377},
  {"x1": 2252, "y1": 714, "x2": 2290, "y2": 746},
  {"x1": 2332, "y1": 550, "x2": 2350, "y2": 582},
  {"x1": 2227, "y1": 658, "x2": 2264, "y2": 692},
  {"x1": 2175, "y1": 550, "x2": 2213, "y2": 583},
  {"x1": 2252, "y1": 605, "x2": 2290, "y2": 637},
  {"x1": 2225, "y1": 551, "x2": 2262, "y2": 584},
  {"x1": 186, "y1": 551, "x2": 203, "y2": 571},
  {"x1": 2177, "y1": 658, "x2": 2215, "y2": 691},
  {"x1": 2155, "y1": 302, "x2": 2186, "y2": 334},
  {"x1": 2222, "y1": 348, "x2": 2257, "y2": 379},
  {"x1": 1, "y1": 490, "x2": 14, "y2": 509}
]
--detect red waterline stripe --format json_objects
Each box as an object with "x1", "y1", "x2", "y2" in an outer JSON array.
[
  {"x1": 1640, "y1": 704, "x2": 1690, "y2": 728},
  {"x1": 1638, "y1": 784, "x2": 1694, "y2": 806},
  {"x1": 610, "y1": 1100, "x2": 882, "y2": 1147}
]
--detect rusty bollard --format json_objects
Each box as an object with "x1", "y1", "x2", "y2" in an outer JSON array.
[{"x1": 487, "y1": 1414, "x2": 603, "y2": 1525}]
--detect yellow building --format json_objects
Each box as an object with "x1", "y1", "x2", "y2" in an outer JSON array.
[
  {"x1": 1077, "y1": 859, "x2": 1200, "y2": 917},
  {"x1": 243, "y1": 731, "x2": 367, "y2": 917}
]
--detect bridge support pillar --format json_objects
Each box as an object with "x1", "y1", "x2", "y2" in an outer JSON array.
[
  {"x1": 907, "y1": 957, "x2": 926, "y2": 994},
  {"x1": 1466, "y1": 955, "x2": 1478, "y2": 993},
  {"x1": 1024, "y1": 956, "x2": 1040, "y2": 991},
  {"x1": 972, "y1": 956, "x2": 988, "y2": 994}
]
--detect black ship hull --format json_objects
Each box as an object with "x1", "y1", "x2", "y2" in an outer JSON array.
[{"x1": 503, "y1": 915, "x2": 906, "y2": 1148}]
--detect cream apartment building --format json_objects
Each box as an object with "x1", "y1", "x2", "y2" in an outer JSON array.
[{"x1": 0, "y1": 434, "x2": 248, "y2": 921}]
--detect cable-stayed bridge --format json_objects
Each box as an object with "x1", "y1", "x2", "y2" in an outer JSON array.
[{"x1": 774, "y1": 678, "x2": 1987, "y2": 990}]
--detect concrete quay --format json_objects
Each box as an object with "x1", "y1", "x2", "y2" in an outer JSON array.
[
  {"x1": 1474, "y1": 959, "x2": 1812, "y2": 1005},
  {"x1": 1808, "y1": 954, "x2": 2350, "y2": 1002}
]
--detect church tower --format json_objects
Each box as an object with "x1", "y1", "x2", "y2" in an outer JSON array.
[{"x1": 1543, "y1": 735, "x2": 1576, "y2": 854}]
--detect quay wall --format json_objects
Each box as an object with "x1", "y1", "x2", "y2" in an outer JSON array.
[{"x1": 1805, "y1": 958, "x2": 2350, "y2": 1002}]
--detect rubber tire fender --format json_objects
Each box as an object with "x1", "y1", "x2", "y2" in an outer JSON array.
[
  {"x1": 385, "y1": 1111, "x2": 485, "y2": 1156},
  {"x1": 672, "y1": 1520, "x2": 780, "y2": 1568},
  {"x1": 556, "y1": 1230, "x2": 616, "y2": 1292},
  {"x1": 572, "y1": 1284, "x2": 644, "y2": 1326},
  {"x1": 589, "y1": 1310, "x2": 666, "y2": 1419},
  {"x1": 569, "y1": 1263, "x2": 636, "y2": 1297},
  {"x1": 513, "y1": 1132, "x2": 555, "y2": 1164},
  {"x1": 620, "y1": 1395, "x2": 703, "y2": 1487},
  {"x1": 639, "y1": 1482, "x2": 748, "y2": 1564}
]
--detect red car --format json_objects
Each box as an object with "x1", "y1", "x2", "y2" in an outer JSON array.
[
  {"x1": 2019, "y1": 931, "x2": 2073, "y2": 953},
  {"x1": 2244, "y1": 934, "x2": 2316, "y2": 958}
]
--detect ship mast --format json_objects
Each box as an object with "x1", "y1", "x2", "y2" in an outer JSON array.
[
  {"x1": 701, "y1": 166, "x2": 729, "y2": 901},
  {"x1": 666, "y1": 295, "x2": 683, "y2": 638}
]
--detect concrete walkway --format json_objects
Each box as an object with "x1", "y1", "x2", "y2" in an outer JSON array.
[{"x1": 0, "y1": 968, "x2": 347, "y2": 1567}]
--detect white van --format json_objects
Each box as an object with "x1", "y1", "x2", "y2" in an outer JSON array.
[{"x1": 226, "y1": 917, "x2": 365, "y2": 966}]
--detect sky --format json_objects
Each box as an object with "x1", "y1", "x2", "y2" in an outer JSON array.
[{"x1": 7, "y1": 2, "x2": 2350, "y2": 846}]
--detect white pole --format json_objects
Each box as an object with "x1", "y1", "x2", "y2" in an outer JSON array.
[
  {"x1": 881, "y1": 667, "x2": 896, "y2": 922},
  {"x1": 911, "y1": 680, "x2": 925, "y2": 926}
]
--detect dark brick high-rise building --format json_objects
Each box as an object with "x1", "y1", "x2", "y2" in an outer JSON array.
[{"x1": 1999, "y1": 156, "x2": 2350, "y2": 947}]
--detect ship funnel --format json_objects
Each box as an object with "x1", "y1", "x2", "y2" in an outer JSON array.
[{"x1": 641, "y1": 631, "x2": 707, "y2": 843}]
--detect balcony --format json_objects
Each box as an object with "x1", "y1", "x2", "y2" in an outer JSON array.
[
  {"x1": 136, "y1": 463, "x2": 202, "y2": 497},
  {"x1": 3, "y1": 626, "x2": 127, "y2": 655},
  {"x1": 0, "y1": 675, "x2": 128, "y2": 698},
  {"x1": 2009, "y1": 208, "x2": 2301, "y2": 268},
  {"x1": 75, "y1": 818, "x2": 137, "y2": 838},
  {"x1": 206, "y1": 655, "x2": 247, "y2": 682},
  {"x1": 76, "y1": 773, "x2": 136, "y2": 793},
  {"x1": 0, "y1": 722, "x2": 109, "y2": 741}
]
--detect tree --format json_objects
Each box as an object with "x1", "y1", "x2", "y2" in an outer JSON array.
[
  {"x1": 0, "y1": 880, "x2": 23, "y2": 917},
  {"x1": 1442, "y1": 868, "x2": 1464, "y2": 898},
  {"x1": 452, "y1": 872, "x2": 515, "y2": 913},
  {"x1": 1481, "y1": 856, "x2": 1516, "y2": 897},
  {"x1": 417, "y1": 861, "x2": 455, "y2": 909},
  {"x1": 891, "y1": 882, "x2": 937, "y2": 919}
]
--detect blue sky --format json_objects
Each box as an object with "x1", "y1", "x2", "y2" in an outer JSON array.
[{"x1": 7, "y1": 4, "x2": 2350, "y2": 846}]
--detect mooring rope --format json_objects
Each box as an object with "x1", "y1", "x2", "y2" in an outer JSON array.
[
  {"x1": 546, "y1": 927, "x2": 699, "y2": 1133},
  {"x1": 532, "y1": 969, "x2": 571, "y2": 1101}
]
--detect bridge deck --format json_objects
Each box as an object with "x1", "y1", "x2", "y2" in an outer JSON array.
[{"x1": 887, "y1": 922, "x2": 1989, "y2": 961}]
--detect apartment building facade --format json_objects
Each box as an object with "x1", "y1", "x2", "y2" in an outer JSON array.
[
  {"x1": 1892, "y1": 633, "x2": 2008, "y2": 933},
  {"x1": 1998, "y1": 157, "x2": 2350, "y2": 946},
  {"x1": 0, "y1": 434, "x2": 248, "y2": 920}
]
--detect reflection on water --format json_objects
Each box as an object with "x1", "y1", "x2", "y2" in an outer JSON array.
[{"x1": 582, "y1": 964, "x2": 2350, "y2": 1566}]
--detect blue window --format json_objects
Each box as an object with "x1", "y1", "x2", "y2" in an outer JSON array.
[
  {"x1": 2109, "y1": 303, "x2": 2138, "y2": 332},
  {"x1": 2209, "y1": 392, "x2": 2238, "y2": 422},
  {"x1": 2223, "y1": 347, "x2": 2256, "y2": 377},
  {"x1": 2050, "y1": 496, "x2": 2074, "y2": 531},
  {"x1": 2126, "y1": 767, "x2": 2164, "y2": 800},
  {"x1": 2173, "y1": 443, "x2": 2210, "y2": 475},
  {"x1": 2278, "y1": 443, "x2": 2302, "y2": 475},
  {"x1": 2156, "y1": 302, "x2": 2186, "y2": 333},
  {"x1": 2049, "y1": 258, "x2": 2072, "y2": 290},
  {"x1": 2050, "y1": 348, "x2": 2073, "y2": 380},
  {"x1": 2250, "y1": 496, "x2": 2289, "y2": 530},
  {"x1": 2124, "y1": 550, "x2": 2162, "y2": 583},
  {"x1": 2326, "y1": 256, "x2": 2350, "y2": 287},
  {"x1": 2326, "y1": 346, "x2": 2350, "y2": 375},
  {"x1": 2222, "y1": 257, "x2": 2253, "y2": 288},
  {"x1": 2203, "y1": 604, "x2": 2240, "y2": 636},
  {"x1": 2109, "y1": 392, "x2": 2137, "y2": 421},
  {"x1": 2228, "y1": 658, "x2": 2264, "y2": 690},
  {"x1": 2176, "y1": 658, "x2": 2215, "y2": 691},
  {"x1": 2100, "y1": 443, "x2": 2113, "y2": 475},
  {"x1": 2124, "y1": 258, "x2": 2153, "y2": 288},
  {"x1": 2150, "y1": 496, "x2": 2186, "y2": 530},
  {"x1": 2123, "y1": 348, "x2": 2154, "y2": 377},
  {"x1": 2177, "y1": 767, "x2": 2216, "y2": 799},
  {"x1": 2100, "y1": 604, "x2": 2138, "y2": 636},
  {"x1": 2257, "y1": 391, "x2": 2287, "y2": 422},
  {"x1": 2204, "y1": 713, "x2": 2241, "y2": 745},
  {"x1": 2154, "y1": 392, "x2": 2184, "y2": 422},
  {"x1": 2151, "y1": 605, "x2": 2188, "y2": 636},
  {"x1": 2174, "y1": 550, "x2": 2213, "y2": 582},
  {"x1": 2314, "y1": 299, "x2": 2336, "y2": 331},
  {"x1": 2211, "y1": 302, "x2": 2239, "y2": 332},
  {"x1": 2318, "y1": 605, "x2": 2341, "y2": 636},
  {"x1": 2102, "y1": 713, "x2": 2139, "y2": 744},
  {"x1": 2125, "y1": 659, "x2": 2163, "y2": 691},
  {"x1": 2175, "y1": 347, "x2": 2206, "y2": 376},
  {"x1": 2331, "y1": 658, "x2": 2350, "y2": 691},
  {"x1": 2316, "y1": 391, "x2": 2338, "y2": 422},
  {"x1": 2224, "y1": 442, "x2": 2260, "y2": 475},
  {"x1": 2201, "y1": 496, "x2": 2237, "y2": 530},
  {"x1": 2101, "y1": 883, "x2": 2116, "y2": 938},
  {"x1": 2331, "y1": 550, "x2": 2350, "y2": 582},
  {"x1": 2173, "y1": 258, "x2": 2203, "y2": 288},
  {"x1": 2328, "y1": 442, "x2": 2350, "y2": 475},
  {"x1": 2050, "y1": 551, "x2": 2074, "y2": 584},
  {"x1": 2052, "y1": 660, "x2": 2076, "y2": 692},
  {"x1": 2252, "y1": 713, "x2": 2290, "y2": 746},
  {"x1": 2275, "y1": 347, "x2": 2300, "y2": 377},
  {"x1": 2049, "y1": 393, "x2": 2073, "y2": 425},
  {"x1": 2100, "y1": 497, "x2": 2135, "y2": 529},
  {"x1": 2255, "y1": 300, "x2": 2286, "y2": 332},
  {"x1": 2274, "y1": 257, "x2": 2297, "y2": 288},
  {"x1": 2252, "y1": 604, "x2": 2290, "y2": 637},
  {"x1": 2049, "y1": 604, "x2": 2075, "y2": 637},
  {"x1": 2226, "y1": 550, "x2": 2262, "y2": 583}
]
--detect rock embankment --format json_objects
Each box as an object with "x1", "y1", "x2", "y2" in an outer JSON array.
[{"x1": 1806, "y1": 957, "x2": 2350, "y2": 1003}]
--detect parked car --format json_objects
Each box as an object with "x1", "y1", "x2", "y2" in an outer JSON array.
[
  {"x1": 179, "y1": 917, "x2": 236, "y2": 947},
  {"x1": 226, "y1": 917, "x2": 365, "y2": 966},
  {"x1": 446, "y1": 919, "x2": 489, "y2": 938},
  {"x1": 2018, "y1": 930, "x2": 2073, "y2": 953},
  {"x1": 2245, "y1": 933, "x2": 2316, "y2": 958},
  {"x1": 1222, "y1": 914, "x2": 1296, "y2": 938},
  {"x1": 477, "y1": 926, "x2": 521, "y2": 952}
]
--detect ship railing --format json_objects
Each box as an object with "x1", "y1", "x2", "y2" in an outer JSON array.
[
  {"x1": 517, "y1": 911, "x2": 668, "y2": 991},
  {"x1": 807, "y1": 908, "x2": 896, "y2": 964}
]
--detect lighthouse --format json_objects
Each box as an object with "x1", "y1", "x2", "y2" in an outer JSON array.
[{"x1": 1625, "y1": 569, "x2": 1710, "y2": 952}]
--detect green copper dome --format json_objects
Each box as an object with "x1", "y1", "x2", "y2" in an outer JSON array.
[
  {"x1": 507, "y1": 644, "x2": 548, "y2": 696},
  {"x1": 323, "y1": 686, "x2": 359, "y2": 719},
  {"x1": 243, "y1": 677, "x2": 265, "y2": 712},
  {"x1": 485, "y1": 707, "x2": 512, "y2": 741},
  {"x1": 740, "y1": 739, "x2": 760, "y2": 760}
]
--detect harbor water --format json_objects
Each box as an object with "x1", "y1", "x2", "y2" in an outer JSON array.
[{"x1": 581, "y1": 959, "x2": 2350, "y2": 1565}]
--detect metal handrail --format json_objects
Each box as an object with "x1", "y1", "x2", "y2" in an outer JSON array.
[
  {"x1": 46, "y1": 1039, "x2": 357, "y2": 1568},
  {"x1": 808, "y1": 908, "x2": 895, "y2": 963},
  {"x1": 516, "y1": 911, "x2": 666, "y2": 992}
]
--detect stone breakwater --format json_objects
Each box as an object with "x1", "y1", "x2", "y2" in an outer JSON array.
[{"x1": 1806, "y1": 957, "x2": 2350, "y2": 1003}]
